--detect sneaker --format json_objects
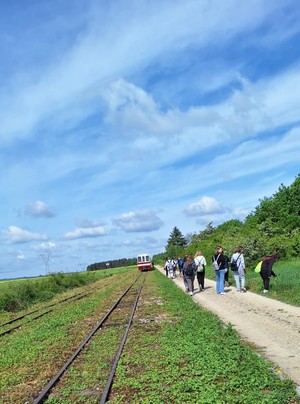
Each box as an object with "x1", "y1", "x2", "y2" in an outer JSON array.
[
  {"x1": 220, "y1": 292, "x2": 225, "y2": 295},
  {"x1": 199, "y1": 285, "x2": 202, "y2": 292},
  {"x1": 263, "y1": 289, "x2": 269, "y2": 294},
  {"x1": 189, "y1": 291, "x2": 193, "y2": 296},
  {"x1": 241, "y1": 287, "x2": 247, "y2": 293},
  {"x1": 236, "y1": 289, "x2": 241, "y2": 293}
]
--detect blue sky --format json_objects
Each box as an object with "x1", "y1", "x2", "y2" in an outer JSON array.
[{"x1": 1, "y1": 0, "x2": 300, "y2": 279}]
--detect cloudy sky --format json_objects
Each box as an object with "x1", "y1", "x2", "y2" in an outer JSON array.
[{"x1": 1, "y1": 0, "x2": 299, "y2": 279}]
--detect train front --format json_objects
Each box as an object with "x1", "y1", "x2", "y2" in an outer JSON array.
[{"x1": 137, "y1": 253, "x2": 152, "y2": 271}]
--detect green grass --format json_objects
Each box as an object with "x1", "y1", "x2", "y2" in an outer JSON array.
[
  {"x1": 111, "y1": 270, "x2": 298, "y2": 403},
  {"x1": 163, "y1": 257, "x2": 300, "y2": 307},
  {"x1": 0, "y1": 269, "x2": 298, "y2": 403},
  {"x1": 0, "y1": 267, "x2": 134, "y2": 313}
]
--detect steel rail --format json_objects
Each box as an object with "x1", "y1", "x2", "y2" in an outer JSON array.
[
  {"x1": 0, "y1": 293, "x2": 89, "y2": 337},
  {"x1": 33, "y1": 274, "x2": 141, "y2": 404},
  {"x1": 0, "y1": 282, "x2": 112, "y2": 337},
  {"x1": 0, "y1": 290, "x2": 88, "y2": 328},
  {"x1": 99, "y1": 279, "x2": 144, "y2": 403}
]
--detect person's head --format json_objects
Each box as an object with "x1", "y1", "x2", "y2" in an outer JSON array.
[
  {"x1": 272, "y1": 252, "x2": 280, "y2": 261},
  {"x1": 186, "y1": 254, "x2": 193, "y2": 264},
  {"x1": 195, "y1": 250, "x2": 202, "y2": 257},
  {"x1": 216, "y1": 245, "x2": 223, "y2": 253},
  {"x1": 234, "y1": 246, "x2": 244, "y2": 253}
]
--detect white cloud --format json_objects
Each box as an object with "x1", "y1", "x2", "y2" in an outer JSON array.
[
  {"x1": 3, "y1": 226, "x2": 47, "y2": 244},
  {"x1": 113, "y1": 210, "x2": 163, "y2": 232},
  {"x1": 16, "y1": 252, "x2": 26, "y2": 261},
  {"x1": 37, "y1": 241, "x2": 56, "y2": 251},
  {"x1": 185, "y1": 196, "x2": 225, "y2": 217},
  {"x1": 24, "y1": 200, "x2": 55, "y2": 218},
  {"x1": 64, "y1": 226, "x2": 105, "y2": 240}
]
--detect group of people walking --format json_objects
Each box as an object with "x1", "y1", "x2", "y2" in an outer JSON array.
[{"x1": 164, "y1": 247, "x2": 279, "y2": 296}]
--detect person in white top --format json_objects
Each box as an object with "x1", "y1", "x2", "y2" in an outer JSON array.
[
  {"x1": 194, "y1": 250, "x2": 207, "y2": 292},
  {"x1": 230, "y1": 246, "x2": 246, "y2": 292}
]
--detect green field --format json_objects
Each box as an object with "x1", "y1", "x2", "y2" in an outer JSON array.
[{"x1": 0, "y1": 267, "x2": 299, "y2": 403}]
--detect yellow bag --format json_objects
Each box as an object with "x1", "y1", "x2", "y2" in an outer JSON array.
[{"x1": 255, "y1": 261, "x2": 262, "y2": 273}]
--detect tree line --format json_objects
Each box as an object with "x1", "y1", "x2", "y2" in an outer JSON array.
[
  {"x1": 154, "y1": 174, "x2": 300, "y2": 267},
  {"x1": 87, "y1": 257, "x2": 136, "y2": 271}
]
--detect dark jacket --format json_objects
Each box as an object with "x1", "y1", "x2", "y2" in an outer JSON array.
[
  {"x1": 212, "y1": 253, "x2": 226, "y2": 270},
  {"x1": 261, "y1": 256, "x2": 276, "y2": 277},
  {"x1": 183, "y1": 261, "x2": 196, "y2": 278}
]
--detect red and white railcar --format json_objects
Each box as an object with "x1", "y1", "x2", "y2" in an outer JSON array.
[{"x1": 137, "y1": 253, "x2": 152, "y2": 271}]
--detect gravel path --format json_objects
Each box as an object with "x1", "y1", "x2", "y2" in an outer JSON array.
[{"x1": 159, "y1": 268, "x2": 300, "y2": 390}]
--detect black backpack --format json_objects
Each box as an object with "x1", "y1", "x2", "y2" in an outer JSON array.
[
  {"x1": 230, "y1": 254, "x2": 241, "y2": 271},
  {"x1": 185, "y1": 264, "x2": 194, "y2": 276}
]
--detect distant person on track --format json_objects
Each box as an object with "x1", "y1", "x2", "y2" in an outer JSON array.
[
  {"x1": 230, "y1": 246, "x2": 246, "y2": 293},
  {"x1": 212, "y1": 246, "x2": 226, "y2": 295},
  {"x1": 194, "y1": 250, "x2": 207, "y2": 292},
  {"x1": 260, "y1": 253, "x2": 279, "y2": 293},
  {"x1": 183, "y1": 254, "x2": 196, "y2": 296}
]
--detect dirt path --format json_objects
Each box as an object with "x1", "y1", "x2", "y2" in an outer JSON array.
[{"x1": 158, "y1": 268, "x2": 300, "y2": 390}]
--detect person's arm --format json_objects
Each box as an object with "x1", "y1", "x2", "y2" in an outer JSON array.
[{"x1": 240, "y1": 254, "x2": 245, "y2": 270}]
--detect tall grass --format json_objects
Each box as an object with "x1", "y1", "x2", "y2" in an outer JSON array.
[{"x1": 0, "y1": 268, "x2": 133, "y2": 312}]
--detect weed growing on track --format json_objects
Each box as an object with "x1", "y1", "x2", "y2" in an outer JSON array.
[
  {"x1": 0, "y1": 271, "x2": 139, "y2": 403},
  {"x1": 0, "y1": 267, "x2": 134, "y2": 313},
  {"x1": 0, "y1": 268, "x2": 298, "y2": 403},
  {"x1": 111, "y1": 269, "x2": 299, "y2": 404}
]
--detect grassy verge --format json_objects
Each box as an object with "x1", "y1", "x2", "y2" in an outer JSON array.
[
  {"x1": 0, "y1": 269, "x2": 298, "y2": 403},
  {"x1": 0, "y1": 271, "x2": 139, "y2": 403},
  {"x1": 111, "y1": 270, "x2": 298, "y2": 403},
  {"x1": 182, "y1": 257, "x2": 300, "y2": 307},
  {"x1": 0, "y1": 267, "x2": 134, "y2": 313}
]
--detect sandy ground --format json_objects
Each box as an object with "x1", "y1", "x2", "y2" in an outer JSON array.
[{"x1": 158, "y1": 267, "x2": 300, "y2": 390}]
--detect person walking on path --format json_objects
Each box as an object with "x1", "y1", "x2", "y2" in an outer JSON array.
[
  {"x1": 177, "y1": 256, "x2": 183, "y2": 276},
  {"x1": 183, "y1": 254, "x2": 196, "y2": 296},
  {"x1": 223, "y1": 252, "x2": 230, "y2": 287},
  {"x1": 194, "y1": 250, "x2": 207, "y2": 292},
  {"x1": 212, "y1": 246, "x2": 226, "y2": 295},
  {"x1": 260, "y1": 253, "x2": 279, "y2": 293},
  {"x1": 231, "y1": 246, "x2": 246, "y2": 293}
]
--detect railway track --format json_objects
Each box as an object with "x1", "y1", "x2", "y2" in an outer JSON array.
[
  {"x1": 33, "y1": 273, "x2": 144, "y2": 403},
  {"x1": 0, "y1": 286, "x2": 103, "y2": 337}
]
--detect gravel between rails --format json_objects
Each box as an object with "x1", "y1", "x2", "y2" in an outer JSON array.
[{"x1": 158, "y1": 267, "x2": 300, "y2": 391}]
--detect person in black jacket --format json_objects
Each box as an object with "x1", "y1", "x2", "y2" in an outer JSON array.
[
  {"x1": 212, "y1": 246, "x2": 227, "y2": 295},
  {"x1": 260, "y1": 253, "x2": 279, "y2": 293}
]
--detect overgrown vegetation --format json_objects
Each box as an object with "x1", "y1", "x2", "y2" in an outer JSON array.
[
  {"x1": 155, "y1": 175, "x2": 300, "y2": 267},
  {"x1": 1, "y1": 270, "x2": 298, "y2": 403},
  {"x1": 0, "y1": 267, "x2": 133, "y2": 313},
  {"x1": 112, "y1": 270, "x2": 298, "y2": 403}
]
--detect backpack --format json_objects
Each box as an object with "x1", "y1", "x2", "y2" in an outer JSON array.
[
  {"x1": 185, "y1": 264, "x2": 194, "y2": 276},
  {"x1": 212, "y1": 254, "x2": 220, "y2": 271},
  {"x1": 167, "y1": 260, "x2": 174, "y2": 271},
  {"x1": 255, "y1": 261, "x2": 263, "y2": 273},
  {"x1": 178, "y1": 258, "x2": 183, "y2": 268},
  {"x1": 230, "y1": 254, "x2": 241, "y2": 271}
]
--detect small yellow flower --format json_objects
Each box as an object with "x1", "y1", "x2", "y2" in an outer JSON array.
[{"x1": 277, "y1": 370, "x2": 282, "y2": 374}]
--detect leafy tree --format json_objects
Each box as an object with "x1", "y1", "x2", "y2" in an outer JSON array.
[{"x1": 165, "y1": 226, "x2": 187, "y2": 258}]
